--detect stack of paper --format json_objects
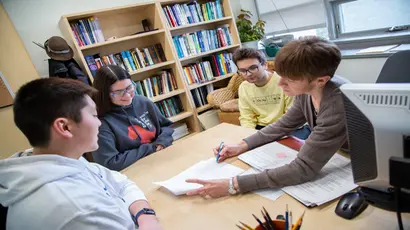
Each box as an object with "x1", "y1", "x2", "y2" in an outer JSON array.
[
  {"x1": 153, "y1": 157, "x2": 244, "y2": 195},
  {"x1": 282, "y1": 154, "x2": 358, "y2": 206},
  {"x1": 238, "y1": 142, "x2": 298, "y2": 171},
  {"x1": 241, "y1": 168, "x2": 285, "y2": 201},
  {"x1": 238, "y1": 142, "x2": 357, "y2": 206},
  {"x1": 172, "y1": 123, "x2": 189, "y2": 140}
]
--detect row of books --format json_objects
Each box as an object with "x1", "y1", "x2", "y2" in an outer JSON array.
[
  {"x1": 70, "y1": 17, "x2": 105, "y2": 47},
  {"x1": 173, "y1": 25, "x2": 232, "y2": 58},
  {"x1": 203, "y1": 52, "x2": 234, "y2": 77},
  {"x1": 191, "y1": 85, "x2": 214, "y2": 108},
  {"x1": 172, "y1": 123, "x2": 190, "y2": 140},
  {"x1": 163, "y1": 0, "x2": 224, "y2": 28},
  {"x1": 183, "y1": 61, "x2": 214, "y2": 85},
  {"x1": 156, "y1": 96, "x2": 184, "y2": 118},
  {"x1": 84, "y1": 44, "x2": 166, "y2": 76},
  {"x1": 134, "y1": 70, "x2": 178, "y2": 98}
]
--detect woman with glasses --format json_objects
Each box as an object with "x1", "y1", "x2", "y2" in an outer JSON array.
[{"x1": 92, "y1": 65, "x2": 174, "y2": 171}]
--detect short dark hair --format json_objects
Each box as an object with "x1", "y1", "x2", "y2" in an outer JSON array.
[
  {"x1": 93, "y1": 65, "x2": 131, "y2": 117},
  {"x1": 233, "y1": 48, "x2": 267, "y2": 65},
  {"x1": 14, "y1": 78, "x2": 96, "y2": 147},
  {"x1": 274, "y1": 36, "x2": 341, "y2": 81}
]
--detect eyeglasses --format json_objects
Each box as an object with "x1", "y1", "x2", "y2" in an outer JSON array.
[
  {"x1": 110, "y1": 83, "x2": 135, "y2": 98},
  {"x1": 237, "y1": 64, "x2": 260, "y2": 76}
]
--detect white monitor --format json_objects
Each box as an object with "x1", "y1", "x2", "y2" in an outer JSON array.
[{"x1": 340, "y1": 83, "x2": 410, "y2": 192}]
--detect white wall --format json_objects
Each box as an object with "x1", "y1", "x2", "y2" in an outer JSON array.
[
  {"x1": 1, "y1": 0, "x2": 148, "y2": 77},
  {"x1": 336, "y1": 58, "x2": 387, "y2": 83}
]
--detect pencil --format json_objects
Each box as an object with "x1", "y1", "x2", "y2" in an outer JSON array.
[
  {"x1": 236, "y1": 224, "x2": 247, "y2": 230},
  {"x1": 262, "y1": 207, "x2": 275, "y2": 230},
  {"x1": 239, "y1": 221, "x2": 254, "y2": 230},
  {"x1": 291, "y1": 211, "x2": 305, "y2": 230},
  {"x1": 253, "y1": 214, "x2": 268, "y2": 230}
]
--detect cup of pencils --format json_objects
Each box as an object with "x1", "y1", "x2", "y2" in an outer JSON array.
[{"x1": 236, "y1": 206, "x2": 305, "y2": 230}]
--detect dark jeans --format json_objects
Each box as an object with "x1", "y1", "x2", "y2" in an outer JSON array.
[{"x1": 255, "y1": 124, "x2": 312, "y2": 140}]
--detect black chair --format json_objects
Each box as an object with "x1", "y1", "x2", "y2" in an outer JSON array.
[
  {"x1": 0, "y1": 204, "x2": 7, "y2": 230},
  {"x1": 377, "y1": 50, "x2": 410, "y2": 83}
]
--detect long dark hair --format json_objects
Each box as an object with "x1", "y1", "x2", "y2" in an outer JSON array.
[{"x1": 93, "y1": 65, "x2": 131, "y2": 117}]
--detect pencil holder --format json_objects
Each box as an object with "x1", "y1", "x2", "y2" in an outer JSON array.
[{"x1": 255, "y1": 220, "x2": 294, "y2": 230}]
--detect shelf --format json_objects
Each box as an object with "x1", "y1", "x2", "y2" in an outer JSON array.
[
  {"x1": 174, "y1": 131, "x2": 199, "y2": 143},
  {"x1": 168, "y1": 111, "x2": 193, "y2": 123},
  {"x1": 150, "y1": 89, "x2": 185, "y2": 103},
  {"x1": 80, "y1": 29, "x2": 165, "y2": 50},
  {"x1": 180, "y1": 44, "x2": 240, "y2": 62},
  {"x1": 169, "y1": 17, "x2": 233, "y2": 32},
  {"x1": 197, "y1": 104, "x2": 213, "y2": 113},
  {"x1": 128, "y1": 61, "x2": 175, "y2": 76},
  {"x1": 188, "y1": 73, "x2": 235, "y2": 90}
]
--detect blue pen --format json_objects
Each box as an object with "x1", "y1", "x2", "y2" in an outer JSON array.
[
  {"x1": 285, "y1": 204, "x2": 289, "y2": 230},
  {"x1": 215, "y1": 142, "x2": 224, "y2": 162}
]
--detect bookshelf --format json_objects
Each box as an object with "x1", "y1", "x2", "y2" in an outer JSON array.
[{"x1": 59, "y1": 0, "x2": 240, "y2": 138}]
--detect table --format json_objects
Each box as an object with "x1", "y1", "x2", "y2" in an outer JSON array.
[{"x1": 122, "y1": 123, "x2": 409, "y2": 230}]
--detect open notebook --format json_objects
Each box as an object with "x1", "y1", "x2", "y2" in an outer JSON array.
[
  {"x1": 239, "y1": 142, "x2": 358, "y2": 207},
  {"x1": 153, "y1": 157, "x2": 244, "y2": 196}
]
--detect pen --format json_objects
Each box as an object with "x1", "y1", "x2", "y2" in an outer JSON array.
[
  {"x1": 253, "y1": 214, "x2": 267, "y2": 230},
  {"x1": 291, "y1": 211, "x2": 305, "y2": 230},
  {"x1": 215, "y1": 141, "x2": 224, "y2": 162},
  {"x1": 261, "y1": 210, "x2": 275, "y2": 230},
  {"x1": 289, "y1": 211, "x2": 293, "y2": 230},
  {"x1": 285, "y1": 205, "x2": 289, "y2": 230},
  {"x1": 262, "y1": 207, "x2": 275, "y2": 230}
]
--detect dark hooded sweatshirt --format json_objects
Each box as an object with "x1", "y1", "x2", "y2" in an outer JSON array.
[{"x1": 92, "y1": 95, "x2": 174, "y2": 171}]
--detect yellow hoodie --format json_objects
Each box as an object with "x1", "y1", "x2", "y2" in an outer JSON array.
[{"x1": 238, "y1": 72, "x2": 293, "y2": 128}]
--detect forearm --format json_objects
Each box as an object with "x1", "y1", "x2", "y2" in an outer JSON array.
[{"x1": 129, "y1": 200, "x2": 159, "y2": 226}]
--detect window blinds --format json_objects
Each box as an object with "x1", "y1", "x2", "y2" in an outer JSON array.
[{"x1": 255, "y1": 0, "x2": 326, "y2": 34}]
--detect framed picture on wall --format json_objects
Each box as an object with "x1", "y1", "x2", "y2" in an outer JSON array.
[{"x1": 0, "y1": 71, "x2": 15, "y2": 109}]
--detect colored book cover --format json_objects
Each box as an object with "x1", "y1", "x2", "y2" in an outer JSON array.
[
  {"x1": 85, "y1": 55, "x2": 98, "y2": 76},
  {"x1": 125, "y1": 51, "x2": 136, "y2": 71}
]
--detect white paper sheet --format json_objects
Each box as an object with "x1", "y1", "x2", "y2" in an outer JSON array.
[
  {"x1": 242, "y1": 168, "x2": 285, "y2": 201},
  {"x1": 238, "y1": 142, "x2": 357, "y2": 206},
  {"x1": 282, "y1": 154, "x2": 358, "y2": 206},
  {"x1": 153, "y1": 158, "x2": 244, "y2": 196},
  {"x1": 238, "y1": 141, "x2": 298, "y2": 171}
]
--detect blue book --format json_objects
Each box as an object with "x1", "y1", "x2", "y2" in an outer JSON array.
[
  {"x1": 173, "y1": 36, "x2": 183, "y2": 58},
  {"x1": 82, "y1": 19, "x2": 95, "y2": 44},
  {"x1": 188, "y1": 4, "x2": 198, "y2": 23},
  {"x1": 215, "y1": 0, "x2": 223, "y2": 18},
  {"x1": 125, "y1": 51, "x2": 136, "y2": 71},
  {"x1": 196, "y1": 31, "x2": 205, "y2": 52},
  {"x1": 191, "y1": 33, "x2": 200, "y2": 54},
  {"x1": 183, "y1": 4, "x2": 193, "y2": 24},
  {"x1": 84, "y1": 55, "x2": 98, "y2": 76},
  {"x1": 77, "y1": 23, "x2": 89, "y2": 45},
  {"x1": 170, "y1": 5, "x2": 181, "y2": 26}
]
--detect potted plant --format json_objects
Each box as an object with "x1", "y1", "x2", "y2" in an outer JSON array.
[{"x1": 236, "y1": 9, "x2": 266, "y2": 49}]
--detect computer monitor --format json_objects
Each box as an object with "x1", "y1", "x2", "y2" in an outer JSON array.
[{"x1": 340, "y1": 83, "x2": 410, "y2": 192}]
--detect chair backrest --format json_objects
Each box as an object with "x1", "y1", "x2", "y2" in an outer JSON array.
[
  {"x1": 226, "y1": 74, "x2": 244, "y2": 98},
  {"x1": 377, "y1": 50, "x2": 410, "y2": 83},
  {"x1": 0, "y1": 204, "x2": 8, "y2": 229}
]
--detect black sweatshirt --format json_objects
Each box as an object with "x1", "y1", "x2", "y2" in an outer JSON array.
[{"x1": 92, "y1": 95, "x2": 174, "y2": 171}]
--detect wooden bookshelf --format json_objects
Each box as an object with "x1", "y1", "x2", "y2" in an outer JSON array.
[
  {"x1": 169, "y1": 16, "x2": 232, "y2": 32},
  {"x1": 59, "y1": 0, "x2": 240, "y2": 135},
  {"x1": 188, "y1": 73, "x2": 234, "y2": 90},
  {"x1": 197, "y1": 104, "x2": 213, "y2": 113}
]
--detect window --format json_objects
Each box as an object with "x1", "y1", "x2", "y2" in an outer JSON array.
[
  {"x1": 273, "y1": 27, "x2": 329, "y2": 40},
  {"x1": 326, "y1": 0, "x2": 410, "y2": 40}
]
